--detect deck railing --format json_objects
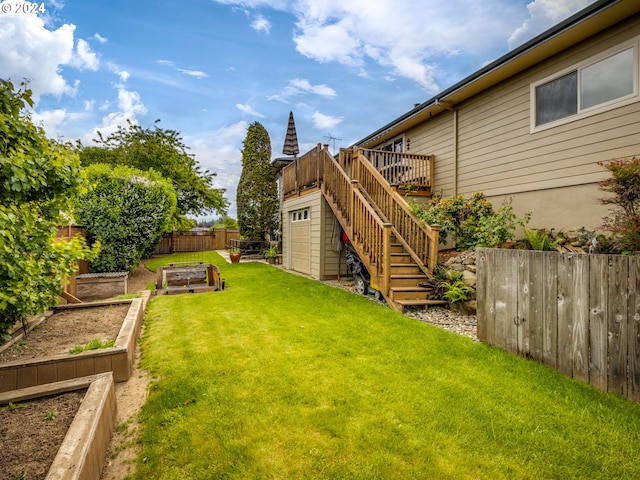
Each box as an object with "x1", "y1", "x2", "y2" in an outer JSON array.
[{"x1": 320, "y1": 147, "x2": 392, "y2": 294}]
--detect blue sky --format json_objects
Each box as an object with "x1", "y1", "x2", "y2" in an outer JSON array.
[{"x1": 0, "y1": 0, "x2": 594, "y2": 219}]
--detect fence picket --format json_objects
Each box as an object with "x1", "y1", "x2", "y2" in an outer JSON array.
[
  {"x1": 589, "y1": 255, "x2": 608, "y2": 391},
  {"x1": 608, "y1": 255, "x2": 628, "y2": 396},
  {"x1": 477, "y1": 248, "x2": 640, "y2": 402},
  {"x1": 630, "y1": 256, "x2": 640, "y2": 402}
]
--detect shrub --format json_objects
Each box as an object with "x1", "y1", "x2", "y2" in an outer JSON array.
[
  {"x1": 598, "y1": 156, "x2": 640, "y2": 254},
  {"x1": 522, "y1": 228, "x2": 561, "y2": 251},
  {"x1": 411, "y1": 192, "x2": 530, "y2": 250},
  {"x1": 74, "y1": 164, "x2": 177, "y2": 273}
]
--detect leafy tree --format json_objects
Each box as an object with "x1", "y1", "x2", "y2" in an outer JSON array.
[
  {"x1": 79, "y1": 120, "x2": 228, "y2": 225},
  {"x1": 598, "y1": 156, "x2": 640, "y2": 253},
  {"x1": 0, "y1": 79, "x2": 97, "y2": 338},
  {"x1": 212, "y1": 216, "x2": 239, "y2": 229},
  {"x1": 236, "y1": 122, "x2": 278, "y2": 240},
  {"x1": 74, "y1": 164, "x2": 176, "y2": 273},
  {"x1": 411, "y1": 192, "x2": 529, "y2": 250}
]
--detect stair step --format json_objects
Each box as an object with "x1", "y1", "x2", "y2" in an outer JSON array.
[
  {"x1": 390, "y1": 264, "x2": 422, "y2": 275},
  {"x1": 394, "y1": 299, "x2": 449, "y2": 307},
  {"x1": 390, "y1": 253, "x2": 412, "y2": 264},
  {"x1": 393, "y1": 299, "x2": 449, "y2": 313},
  {"x1": 389, "y1": 286, "x2": 431, "y2": 301},
  {"x1": 389, "y1": 274, "x2": 429, "y2": 288}
]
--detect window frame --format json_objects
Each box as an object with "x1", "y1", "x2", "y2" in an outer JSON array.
[
  {"x1": 291, "y1": 208, "x2": 310, "y2": 223},
  {"x1": 530, "y1": 37, "x2": 639, "y2": 133}
]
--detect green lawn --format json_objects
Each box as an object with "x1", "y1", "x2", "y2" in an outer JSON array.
[{"x1": 135, "y1": 251, "x2": 640, "y2": 479}]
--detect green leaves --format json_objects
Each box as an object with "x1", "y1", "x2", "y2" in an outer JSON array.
[
  {"x1": 237, "y1": 122, "x2": 278, "y2": 240},
  {"x1": 598, "y1": 156, "x2": 640, "y2": 253},
  {"x1": 0, "y1": 78, "x2": 95, "y2": 337},
  {"x1": 78, "y1": 120, "x2": 228, "y2": 219},
  {"x1": 411, "y1": 192, "x2": 530, "y2": 250},
  {"x1": 74, "y1": 164, "x2": 177, "y2": 273}
]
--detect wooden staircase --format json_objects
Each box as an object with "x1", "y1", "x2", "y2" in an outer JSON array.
[{"x1": 316, "y1": 145, "x2": 443, "y2": 312}]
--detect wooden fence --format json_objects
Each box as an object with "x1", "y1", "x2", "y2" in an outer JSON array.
[
  {"x1": 154, "y1": 229, "x2": 239, "y2": 254},
  {"x1": 476, "y1": 248, "x2": 640, "y2": 402}
]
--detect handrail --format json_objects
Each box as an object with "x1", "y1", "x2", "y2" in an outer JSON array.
[
  {"x1": 320, "y1": 147, "x2": 391, "y2": 294},
  {"x1": 351, "y1": 148, "x2": 439, "y2": 274}
]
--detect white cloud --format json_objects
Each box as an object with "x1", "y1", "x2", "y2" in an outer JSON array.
[
  {"x1": 268, "y1": 78, "x2": 337, "y2": 102},
  {"x1": 107, "y1": 62, "x2": 130, "y2": 82},
  {"x1": 78, "y1": 84, "x2": 147, "y2": 144},
  {"x1": 93, "y1": 33, "x2": 107, "y2": 44},
  {"x1": 509, "y1": 0, "x2": 595, "y2": 48},
  {"x1": 177, "y1": 68, "x2": 208, "y2": 79},
  {"x1": 214, "y1": 0, "x2": 592, "y2": 92},
  {"x1": 185, "y1": 121, "x2": 250, "y2": 217},
  {"x1": 72, "y1": 38, "x2": 99, "y2": 70},
  {"x1": 312, "y1": 111, "x2": 342, "y2": 130},
  {"x1": 0, "y1": 12, "x2": 77, "y2": 99},
  {"x1": 31, "y1": 109, "x2": 67, "y2": 138},
  {"x1": 251, "y1": 14, "x2": 271, "y2": 33},
  {"x1": 236, "y1": 103, "x2": 266, "y2": 117}
]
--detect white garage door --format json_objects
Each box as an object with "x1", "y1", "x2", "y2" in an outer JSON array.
[{"x1": 290, "y1": 208, "x2": 310, "y2": 274}]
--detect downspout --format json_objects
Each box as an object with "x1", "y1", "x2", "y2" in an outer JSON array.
[{"x1": 453, "y1": 109, "x2": 458, "y2": 195}]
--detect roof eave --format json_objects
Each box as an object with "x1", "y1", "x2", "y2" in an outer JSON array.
[{"x1": 355, "y1": 0, "x2": 638, "y2": 148}]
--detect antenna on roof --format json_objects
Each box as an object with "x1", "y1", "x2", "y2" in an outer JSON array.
[{"x1": 323, "y1": 133, "x2": 342, "y2": 154}]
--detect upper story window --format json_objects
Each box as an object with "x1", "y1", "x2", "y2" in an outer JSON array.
[
  {"x1": 532, "y1": 39, "x2": 638, "y2": 131},
  {"x1": 381, "y1": 138, "x2": 403, "y2": 152}
]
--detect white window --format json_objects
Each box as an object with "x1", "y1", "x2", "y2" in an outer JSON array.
[
  {"x1": 291, "y1": 208, "x2": 309, "y2": 222},
  {"x1": 532, "y1": 40, "x2": 639, "y2": 131}
]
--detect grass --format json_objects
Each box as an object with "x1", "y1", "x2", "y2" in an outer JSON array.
[
  {"x1": 135, "y1": 251, "x2": 640, "y2": 479},
  {"x1": 68, "y1": 338, "x2": 115, "y2": 354}
]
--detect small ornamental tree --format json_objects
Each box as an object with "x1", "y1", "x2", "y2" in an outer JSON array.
[
  {"x1": 0, "y1": 79, "x2": 97, "y2": 338},
  {"x1": 74, "y1": 164, "x2": 177, "y2": 273},
  {"x1": 598, "y1": 156, "x2": 640, "y2": 254},
  {"x1": 236, "y1": 122, "x2": 278, "y2": 240}
]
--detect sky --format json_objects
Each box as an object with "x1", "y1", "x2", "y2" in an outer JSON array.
[{"x1": 0, "y1": 0, "x2": 595, "y2": 219}]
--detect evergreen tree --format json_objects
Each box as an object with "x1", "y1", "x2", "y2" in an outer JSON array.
[{"x1": 236, "y1": 122, "x2": 278, "y2": 240}]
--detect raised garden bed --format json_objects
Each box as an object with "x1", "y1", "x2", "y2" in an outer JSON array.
[
  {"x1": 74, "y1": 271, "x2": 129, "y2": 302},
  {"x1": 0, "y1": 373, "x2": 117, "y2": 480},
  {"x1": 0, "y1": 292, "x2": 148, "y2": 393}
]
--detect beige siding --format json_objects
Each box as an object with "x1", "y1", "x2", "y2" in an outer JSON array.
[
  {"x1": 385, "y1": 14, "x2": 640, "y2": 230},
  {"x1": 282, "y1": 192, "x2": 320, "y2": 276},
  {"x1": 282, "y1": 190, "x2": 346, "y2": 280},
  {"x1": 319, "y1": 199, "x2": 345, "y2": 280}
]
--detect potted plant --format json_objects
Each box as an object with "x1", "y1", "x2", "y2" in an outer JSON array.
[
  {"x1": 263, "y1": 245, "x2": 279, "y2": 264},
  {"x1": 229, "y1": 247, "x2": 242, "y2": 264}
]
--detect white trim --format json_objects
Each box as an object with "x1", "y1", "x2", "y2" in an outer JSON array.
[
  {"x1": 290, "y1": 207, "x2": 310, "y2": 222},
  {"x1": 530, "y1": 36, "x2": 640, "y2": 133}
]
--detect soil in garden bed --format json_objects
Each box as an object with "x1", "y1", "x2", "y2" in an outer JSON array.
[
  {"x1": 0, "y1": 390, "x2": 86, "y2": 480},
  {"x1": 0, "y1": 304, "x2": 130, "y2": 363}
]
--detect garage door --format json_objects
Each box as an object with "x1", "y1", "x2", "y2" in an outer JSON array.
[{"x1": 290, "y1": 208, "x2": 310, "y2": 274}]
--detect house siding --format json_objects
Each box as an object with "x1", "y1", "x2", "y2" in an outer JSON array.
[
  {"x1": 282, "y1": 189, "x2": 344, "y2": 280},
  {"x1": 378, "y1": 13, "x2": 640, "y2": 231}
]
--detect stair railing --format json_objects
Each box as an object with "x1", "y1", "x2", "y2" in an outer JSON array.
[
  {"x1": 351, "y1": 147, "x2": 439, "y2": 275},
  {"x1": 321, "y1": 147, "x2": 392, "y2": 295}
]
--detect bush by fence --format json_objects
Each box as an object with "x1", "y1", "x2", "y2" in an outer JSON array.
[{"x1": 476, "y1": 248, "x2": 639, "y2": 402}]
